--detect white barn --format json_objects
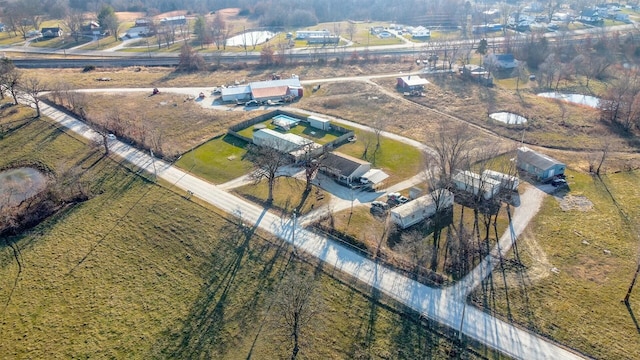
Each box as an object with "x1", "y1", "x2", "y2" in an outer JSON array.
[
  {"x1": 452, "y1": 170, "x2": 502, "y2": 200},
  {"x1": 390, "y1": 189, "x2": 454, "y2": 229}
]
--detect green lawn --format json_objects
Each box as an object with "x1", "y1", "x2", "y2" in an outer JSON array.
[
  {"x1": 174, "y1": 134, "x2": 253, "y2": 184},
  {"x1": 474, "y1": 169, "x2": 640, "y2": 360},
  {"x1": 0, "y1": 108, "x2": 491, "y2": 359},
  {"x1": 338, "y1": 129, "x2": 424, "y2": 185}
]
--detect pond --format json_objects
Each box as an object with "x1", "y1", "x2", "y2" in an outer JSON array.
[
  {"x1": 0, "y1": 167, "x2": 47, "y2": 208},
  {"x1": 537, "y1": 92, "x2": 601, "y2": 108},
  {"x1": 226, "y1": 31, "x2": 277, "y2": 47},
  {"x1": 489, "y1": 112, "x2": 527, "y2": 125}
]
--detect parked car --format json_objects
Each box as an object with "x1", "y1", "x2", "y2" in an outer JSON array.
[
  {"x1": 371, "y1": 201, "x2": 390, "y2": 211},
  {"x1": 551, "y1": 178, "x2": 567, "y2": 187},
  {"x1": 245, "y1": 100, "x2": 261, "y2": 107}
]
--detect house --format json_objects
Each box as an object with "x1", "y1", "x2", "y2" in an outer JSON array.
[
  {"x1": 396, "y1": 75, "x2": 429, "y2": 91},
  {"x1": 369, "y1": 26, "x2": 384, "y2": 35},
  {"x1": 252, "y1": 129, "x2": 321, "y2": 160},
  {"x1": 517, "y1": 147, "x2": 566, "y2": 181},
  {"x1": 460, "y1": 65, "x2": 493, "y2": 86},
  {"x1": 295, "y1": 30, "x2": 331, "y2": 39},
  {"x1": 473, "y1": 24, "x2": 503, "y2": 34},
  {"x1": 390, "y1": 189, "x2": 454, "y2": 229},
  {"x1": 411, "y1": 26, "x2": 431, "y2": 38},
  {"x1": 452, "y1": 170, "x2": 502, "y2": 200},
  {"x1": 579, "y1": 9, "x2": 602, "y2": 23},
  {"x1": 135, "y1": 18, "x2": 152, "y2": 27},
  {"x1": 41, "y1": 27, "x2": 63, "y2": 38},
  {"x1": 484, "y1": 53, "x2": 518, "y2": 70},
  {"x1": 307, "y1": 36, "x2": 340, "y2": 45},
  {"x1": 160, "y1": 15, "x2": 187, "y2": 27},
  {"x1": 482, "y1": 170, "x2": 519, "y2": 191},
  {"x1": 320, "y1": 152, "x2": 371, "y2": 185}
]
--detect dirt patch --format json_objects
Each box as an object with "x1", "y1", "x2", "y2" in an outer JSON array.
[{"x1": 556, "y1": 194, "x2": 594, "y2": 212}]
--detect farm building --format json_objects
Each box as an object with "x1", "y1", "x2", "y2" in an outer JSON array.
[
  {"x1": 482, "y1": 170, "x2": 519, "y2": 191},
  {"x1": 220, "y1": 78, "x2": 303, "y2": 103},
  {"x1": 160, "y1": 15, "x2": 187, "y2": 26},
  {"x1": 390, "y1": 189, "x2": 454, "y2": 229},
  {"x1": 320, "y1": 152, "x2": 371, "y2": 185},
  {"x1": 253, "y1": 129, "x2": 322, "y2": 160},
  {"x1": 307, "y1": 115, "x2": 331, "y2": 131},
  {"x1": 221, "y1": 85, "x2": 252, "y2": 102},
  {"x1": 397, "y1": 76, "x2": 429, "y2": 91},
  {"x1": 517, "y1": 147, "x2": 565, "y2": 181},
  {"x1": 452, "y1": 170, "x2": 502, "y2": 200},
  {"x1": 483, "y1": 53, "x2": 518, "y2": 70},
  {"x1": 411, "y1": 26, "x2": 431, "y2": 38}
]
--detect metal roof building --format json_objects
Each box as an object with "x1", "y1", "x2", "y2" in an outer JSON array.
[
  {"x1": 517, "y1": 147, "x2": 565, "y2": 181},
  {"x1": 390, "y1": 189, "x2": 454, "y2": 229}
]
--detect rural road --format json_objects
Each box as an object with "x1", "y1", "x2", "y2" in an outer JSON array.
[{"x1": 37, "y1": 100, "x2": 585, "y2": 360}]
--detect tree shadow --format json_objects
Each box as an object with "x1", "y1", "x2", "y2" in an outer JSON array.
[{"x1": 624, "y1": 301, "x2": 640, "y2": 334}]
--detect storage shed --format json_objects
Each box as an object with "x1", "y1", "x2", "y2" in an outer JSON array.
[
  {"x1": 308, "y1": 115, "x2": 331, "y2": 131},
  {"x1": 396, "y1": 75, "x2": 429, "y2": 90},
  {"x1": 517, "y1": 147, "x2": 565, "y2": 181},
  {"x1": 482, "y1": 170, "x2": 519, "y2": 191},
  {"x1": 453, "y1": 170, "x2": 502, "y2": 200},
  {"x1": 390, "y1": 189, "x2": 454, "y2": 229}
]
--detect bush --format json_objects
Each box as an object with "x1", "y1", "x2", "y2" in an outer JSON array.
[{"x1": 82, "y1": 65, "x2": 96, "y2": 72}]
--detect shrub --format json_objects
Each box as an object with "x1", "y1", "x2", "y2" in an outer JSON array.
[{"x1": 82, "y1": 65, "x2": 96, "y2": 72}]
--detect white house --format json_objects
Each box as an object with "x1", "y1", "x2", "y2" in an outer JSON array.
[
  {"x1": 452, "y1": 170, "x2": 502, "y2": 200},
  {"x1": 295, "y1": 30, "x2": 331, "y2": 39},
  {"x1": 411, "y1": 26, "x2": 431, "y2": 38},
  {"x1": 390, "y1": 189, "x2": 454, "y2": 229}
]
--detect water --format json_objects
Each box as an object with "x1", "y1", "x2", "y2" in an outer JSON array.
[
  {"x1": 489, "y1": 112, "x2": 527, "y2": 125},
  {"x1": 537, "y1": 92, "x2": 600, "y2": 108},
  {"x1": 226, "y1": 31, "x2": 276, "y2": 47},
  {"x1": 0, "y1": 167, "x2": 47, "y2": 207},
  {"x1": 272, "y1": 114, "x2": 300, "y2": 127}
]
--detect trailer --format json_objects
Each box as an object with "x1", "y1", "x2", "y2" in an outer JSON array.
[
  {"x1": 390, "y1": 189, "x2": 454, "y2": 229},
  {"x1": 482, "y1": 170, "x2": 519, "y2": 191}
]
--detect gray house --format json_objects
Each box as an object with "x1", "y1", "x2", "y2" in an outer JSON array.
[{"x1": 517, "y1": 147, "x2": 565, "y2": 181}]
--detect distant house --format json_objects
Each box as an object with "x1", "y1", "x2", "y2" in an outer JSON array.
[
  {"x1": 306, "y1": 36, "x2": 340, "y2": 45},
  {"x1": 135, "y1": 18, "x2": 152, "y2": 27},
  {"x1": 160, "y1": 15, "x2": 187, "y2": 26},
  {"x1": 369, "y1": 26, "x2": 384, "y2": 35},
  {"x1": 220, "y1": 77, "x2": 303, "y2": 103},
  {"x1": 320, "y1": 152, "x2": 371, "y2": 185},
  {"x1": 390, "y1": 189, "x2": 454, "y2": 229},
  {"x1": 517, "y1": 147, "x2": 566, "y2": 181},
  {"x1": 411, "y1": 26, "x2": 431, "y2": 38},
  {"x1": 41, "y1": 27, "x2": 63, "y2": 38},
  {"x1": 579, "y1": 9, "x2": 602, "y2": 23},
  {"x1": 296, "y1": 30, "x2": 331, "y2": 39},
  {"x1": 452, "y1": 170, "x2": 502, "y2": 200},
  {"x1": 397, "y1": 75, "x2": 429, "y2": 90},
  {"x1": 460, "y1": 64, "x2": 493, "y2": 86},
  {"x1": 484, "y1": 53, "x2": 518, "y2": 70}
]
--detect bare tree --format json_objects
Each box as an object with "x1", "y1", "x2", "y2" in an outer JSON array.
[
  {"x1": 269, "y1": 270, "x2": 323, "y2": 360},
  {"x1": 346, "y1": 21, "x2": 356, "y2": 41},
  {"x1": 19, "y1": 76, "x2": 46, "y2": 117},
  {"x1": 177, "y1": 44, "x2": 206, "y2": 71},
  {"x1": 247, "y1": 143, "x2": 292, "y2": 204},
  {"x1": 2, "y1": 65, "x2": 21, "y2": 105},
  {"x1": 426, "y1": 119, "x2": 475, "y2": 188},
  {"x1": 64, "y1": 7, "x2": 85, "y2": 43}
]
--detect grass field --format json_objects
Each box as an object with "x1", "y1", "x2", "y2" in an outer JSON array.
[
  {"x1": 0, "y1": 109, "x2": 492, "y2": 359},
  {"x1": 234, "y1": 177, "x2": 331, "y2": 215},
  {"x1": 174, "y1": 134, "x2": 253, "y2": 184},
  {"x1": 472, "y1": 169, "x2": 640, "y2": 360}
]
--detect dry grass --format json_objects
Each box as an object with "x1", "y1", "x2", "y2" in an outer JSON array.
[{"x1": 473, "y1": 169, "x2": 640, "y2": 360}]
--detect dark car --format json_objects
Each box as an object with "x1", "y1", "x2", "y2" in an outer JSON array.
[
  {"x1": 551, "y1": 178, "x2": 567, "y2": 187},
  {"x1": 245, "y1": 100, "x2": 261, "y2": 107}
]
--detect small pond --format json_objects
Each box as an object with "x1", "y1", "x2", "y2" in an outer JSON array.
[
  {"x1": 226, "y1": 31, "x2": 277, "y2": 47},
  {"x1": 0, "y1": 167, "x2": 47, "y2": 207},
  {"x1": 537, "y1": 92, "x2": 601, "y2": 108},
  {"x1": 489, "y1": 112, "x2": 527, "y2": 125}
]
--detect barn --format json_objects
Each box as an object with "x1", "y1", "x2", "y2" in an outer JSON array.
[
  {"x1": 221, "y1": 85, "x2": 252, "y2": 102},
  {"x1": 517, "y1": 147, "x2": 565, "y2": 181},
  {"x1": 390, "y1": 189, "x2": 454, "y2": 229},
  {"x1": 221, "y1": 78, "x2": 303, "y2": 103}
]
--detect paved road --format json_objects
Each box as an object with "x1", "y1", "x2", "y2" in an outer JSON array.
[{"x1": 36, "y1": 101, "x2": 587, "y2": 360}]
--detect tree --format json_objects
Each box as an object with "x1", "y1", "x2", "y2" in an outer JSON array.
[
  {"x1": 177, "y1": 44, "x2": 206, "y2": 71},
  {"x1": 64, "y1": 6, "x2": 85, "y2": 43},
  {"x1": 20, "y1": 76, "x2": 46, "y2": 117},
  {"x1": 247, "y1": 143, "x2": 291, "y2": 204},
  {"x1": 476, "y1": 38, "x2": 488, "y2": 55},
  {"x1": 346, "y1": 21, "x2": 356, "y2": 41},
  {"x1": 270, "y1": 270, "x2": 323, "y2": 360},
  {"x1": 426, "y1": 119, "x2": 475, "y2": 188},
  {"x1": 97, "y1": 5, "x2": 119, "y2": 41},
  {"x1": 211, "y1": 12, "x2": 227, "y2": 49},
  {"x1": 193, "y1": 15, "x2": 210, "y2": 49},
  {"x1": 1, "y1": 62, "x2": 21, "y2": 105},
  {"x1": 260, "y1": 45, "x2": 275, "y2": 66}
]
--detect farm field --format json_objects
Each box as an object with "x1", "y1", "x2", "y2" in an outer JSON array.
[
  {"x1": 0, "y1": 111, "x2": 492, "y2": 359},
  {"x1": 473, "y1": 169, "x2": 640, "y2": 360}
]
